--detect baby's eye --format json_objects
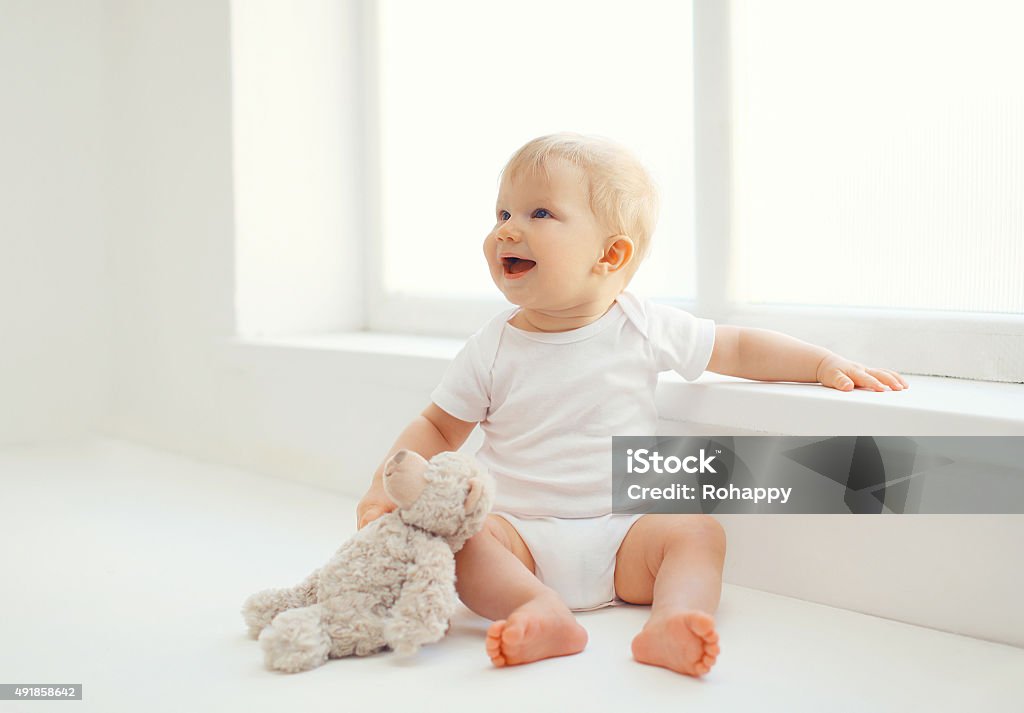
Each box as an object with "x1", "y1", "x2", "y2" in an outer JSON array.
[
  {"x1": 532, "y1": 209, "x2": 551, "y2": 219},
  {"x1": 498, "y1": 210, "x2": 510, "y2": 222}
]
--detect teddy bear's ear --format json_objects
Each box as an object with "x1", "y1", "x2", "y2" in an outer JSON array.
[
  {"x1": 464, "y1": 478, "x2": 485, "y2": 513},
  {"x1": 383, "y1": 449, "x2": 408, "y2": 477},
  {"x1": 384, "y1": 449, "x2": 429, "y2": 477}
]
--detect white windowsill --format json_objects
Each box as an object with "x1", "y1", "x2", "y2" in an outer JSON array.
[
  {"x1": 225, "y1": 333, "x2": 1024, "y2": 436},
  {"x1": 654, "y1": 371, "x2": 1023, "y2": 436}
]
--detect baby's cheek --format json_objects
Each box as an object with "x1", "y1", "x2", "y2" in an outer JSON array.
[{"x1": 483, "y1": 237, "x2": 498, "y2": 261}]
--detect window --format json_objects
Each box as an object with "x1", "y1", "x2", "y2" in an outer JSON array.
[
  {"x1": 724, "y1": 0, "x2": 1024, "y2": 382},
  {"x1": 731, "y1": 0, "x2": 1024, "y2": 314},
  {"x1": 365, "y1": 0, "x2": 1023, "y2": 381},
  {"x1": 369, "y1": 0, "x2": 696, "y2": 333}
]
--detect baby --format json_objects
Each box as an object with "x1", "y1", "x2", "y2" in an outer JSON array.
[{"x1": 356, "y1": 133, "x2": 908, "y2": 677}]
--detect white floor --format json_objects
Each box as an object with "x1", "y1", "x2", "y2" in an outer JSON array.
[{"x1": 1, "y1": 440, "x2": 1021, "y2": 713}]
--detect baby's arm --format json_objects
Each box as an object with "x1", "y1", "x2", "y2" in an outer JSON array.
[
  {"x1": 706, "y1": 326, "x2": 909, "y2": 392},
  {"x1": 356, "y1": 403, "x2": 477, "y2": 528}
]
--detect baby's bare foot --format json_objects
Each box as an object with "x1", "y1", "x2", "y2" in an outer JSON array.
[
  {"x1": 485, "y1": 596, "x2": 587, "y2": 667},
  {"x1": 631, "y1": 610, "x2": 720, "y2": 676}
]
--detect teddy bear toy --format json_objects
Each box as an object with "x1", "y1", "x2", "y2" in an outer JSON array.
[{"x1": 241, "y1": 449, "x2": 494, "y2": 673}]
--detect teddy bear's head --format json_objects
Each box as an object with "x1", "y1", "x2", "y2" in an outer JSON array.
[{"x1": 381, "y1": 450, "x2": 494, "y2": 551}]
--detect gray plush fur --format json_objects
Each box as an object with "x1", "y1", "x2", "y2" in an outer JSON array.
[{"x1": 242, "y1": 451, "x2": 494, "y2": 673}]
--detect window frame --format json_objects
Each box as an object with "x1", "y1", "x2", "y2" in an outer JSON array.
[{"x1": 359, "y1": 0, "x2": 1024, "y2": 382}]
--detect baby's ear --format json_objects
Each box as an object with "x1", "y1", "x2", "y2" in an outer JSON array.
[
  {"x1": 598, "y1": 235, "x2": 634, "y2": 273},
  {"x1": 464, "y1": 478, "x2": 485, "y2": 513}
]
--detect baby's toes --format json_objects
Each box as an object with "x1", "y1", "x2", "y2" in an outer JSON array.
[
  {"x1": 486, "y1": 621, "x2": 508, "y2": 666},
  {"x1": 688, "y1": 610, "x2": 712, "y2": 639}
]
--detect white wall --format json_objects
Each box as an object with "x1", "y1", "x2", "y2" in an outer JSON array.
[
  {"x1": 101, "y1": 0, "x2": 237, "y2": 453},
  {"x1": 99, "y1": 0, "x2": 377, "y2": 478},
  {"x1": 0, "y1": 0, "x2": 108, "y2": 445}
]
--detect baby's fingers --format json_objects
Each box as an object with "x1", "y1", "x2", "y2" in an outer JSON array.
[
  {"x1": 852, "y1": 369, "x2": 887, "y2": 392},
  {"x1": 868, "y1": 368, "x2": 908, "y2": 391},
  {"x1": 358, "y1": 505, "x2": 383, "y2": 530},
  {"x1": 821, "y1": 368, "x2": 855, "y2": 391}
]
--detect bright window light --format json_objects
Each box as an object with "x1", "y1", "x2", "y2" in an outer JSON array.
[
  {"x1": 377, "y1": 0, "x2": 695, "y2": 302},
  {"x1": 731, "y1": 0, "x2": 1024, "y2": 314}
]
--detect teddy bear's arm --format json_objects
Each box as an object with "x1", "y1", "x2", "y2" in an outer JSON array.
[{"x1": 381, "y1": 538, "x2": 458, "y2": 655}]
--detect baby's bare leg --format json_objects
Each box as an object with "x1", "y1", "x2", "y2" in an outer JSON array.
[
  {"x1": 615, "y1": 514, "x2": 726, "y2": 676},
  {"x1": 456, "y1": 514, "x2": 587, "y2": 666}
]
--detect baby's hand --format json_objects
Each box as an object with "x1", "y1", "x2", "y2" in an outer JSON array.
[
  {"x1": 815, "y1": 353, "x2": 909, "y2": 392},
  {"x1": 356, "y1": 489, "x2": 397, "y2": 529}
]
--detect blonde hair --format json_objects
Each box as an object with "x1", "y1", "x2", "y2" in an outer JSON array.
[{"x1": 499, "y1": 133, "x2": 660, "y2": 271}]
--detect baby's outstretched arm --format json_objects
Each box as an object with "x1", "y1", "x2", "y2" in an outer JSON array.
[
  {"x1": 707, "y1": 325, "x2": 909, "y2": 392},
  {"x1": 356, "y1": 403, "x2": 477, "y2": 528}
]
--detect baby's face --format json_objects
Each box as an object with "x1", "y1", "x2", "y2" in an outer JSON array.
[{"x1": 484, "y1": 160, "x2": 615, "y2": 314}]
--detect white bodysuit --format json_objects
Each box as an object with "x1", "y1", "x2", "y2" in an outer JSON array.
[{"x1": 430, "y1": 291, "x2": 715, "y2": 609}]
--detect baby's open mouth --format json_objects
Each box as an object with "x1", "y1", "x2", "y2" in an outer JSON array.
[{"x1": 501, "y1": 257, "x2": 537, "y2": 277}]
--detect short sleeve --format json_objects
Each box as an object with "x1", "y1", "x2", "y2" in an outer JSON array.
[
  {"x1": 644, "y1": 301, "x2": 716, "y2": 381},
  {"x1": 430, "y1": 332, "x2": 491, "y2": 423}
]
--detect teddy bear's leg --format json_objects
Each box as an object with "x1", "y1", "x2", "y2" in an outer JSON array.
[
  {"x1": 241, "y1": 569, "x2": 320, "y2": 639},
  {"x1": 258, "y1": 604, "x2": 332, "y2": 673},
  {"x1": 381, "y1": 555, "x2": 458, "y2": 655},
  {"x1": 321, "y1": 597, "x2": 388, "y2": 658}
]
